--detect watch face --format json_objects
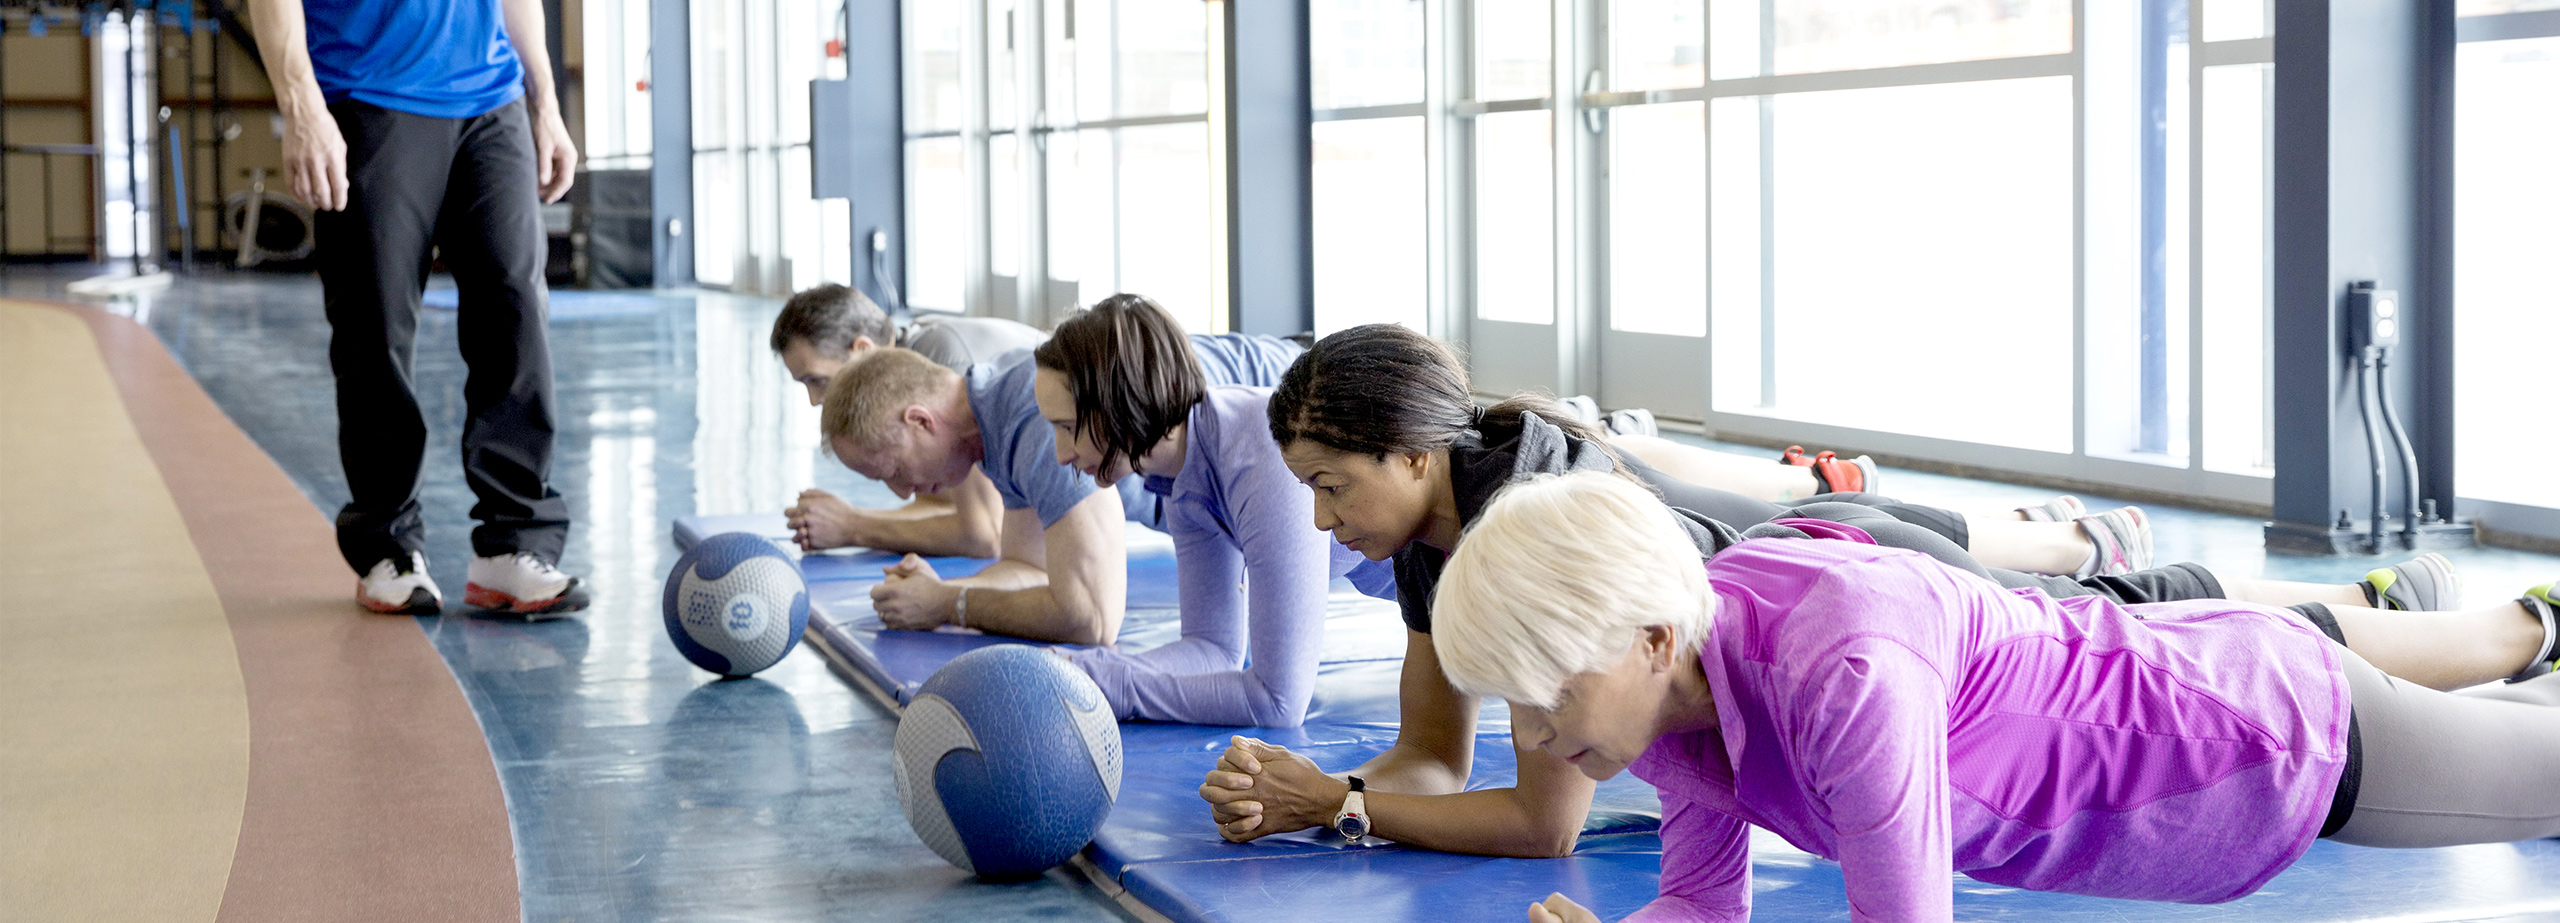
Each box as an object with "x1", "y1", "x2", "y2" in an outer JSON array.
[{"x1": 1338, "y1": 815, "x2": 1368, "y2": 840}]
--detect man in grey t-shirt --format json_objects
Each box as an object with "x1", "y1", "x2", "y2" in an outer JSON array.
[
  {"x1": 768, "y1": 284, "x2": 1043, "y2": 558},
  {"x1": 902, "y1": 313, "x2": 1047, "y2": 370}
]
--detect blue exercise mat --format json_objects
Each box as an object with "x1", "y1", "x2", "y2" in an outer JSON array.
[
  {"x1": 674, "y1": 511, "x2": 2560, "y2": 923},
  {"x1": 1086, "y1": 736, "x2": 1664, "y2": 880},
  {"x1": 675, "y1": 513, "x2": 1185, "y2": 602},
  {"x1": 422, "y1": 286, "x2": 667, "y2": 319},
  {"x1": 1117, "y1": 831, "x2": 1667, "y2": 923}
]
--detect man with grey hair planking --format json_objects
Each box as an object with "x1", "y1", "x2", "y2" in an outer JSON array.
[
  {"x1": 815, "y1": 294, "x2": 1300, "y2": 643},
  {"x1": 770, "y1": 284, "x2": 1046, "y2": 558}
]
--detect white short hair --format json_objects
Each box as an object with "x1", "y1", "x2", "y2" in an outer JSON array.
[{"x1": 1432, "y1": 471, "x2": 1716, "y2": 710}]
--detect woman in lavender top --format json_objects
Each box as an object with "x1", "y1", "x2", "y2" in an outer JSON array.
[
  {"x1": 1431, "y1": 472, "x2": 2560, "y2": 923},
  {"x1": 1029, "y1": 295, "x2": 1393, "y2": 727}
]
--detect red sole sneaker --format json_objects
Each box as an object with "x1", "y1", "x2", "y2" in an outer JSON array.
[
  {"x1": 357, "y1": 583, "x2": 441, "y2": 615},
  {"x1": 464, "y1": 580, "x2": 591, "y2": 616}
]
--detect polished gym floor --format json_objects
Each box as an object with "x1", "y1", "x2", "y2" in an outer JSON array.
[{"x1": 6, "y1": 263, "x2": 2556, "y2": 921}]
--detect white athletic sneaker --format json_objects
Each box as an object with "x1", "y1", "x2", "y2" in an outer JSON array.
[
  {"x1": 358, "y1": 551, "x2": 444, "y2": 615},
  {"x1": 464, "y1": 552, "x2": 591, "y2": 617}
]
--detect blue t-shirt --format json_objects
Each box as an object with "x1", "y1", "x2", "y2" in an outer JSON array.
[
  {"x1": 965, "y1": 335, "x2": 1305, "y2": 530},
  {"x1": 303, "y1": 0, "x2": 527, "y2": 119}
]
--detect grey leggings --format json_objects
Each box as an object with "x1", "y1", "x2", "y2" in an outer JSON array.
[{"x1": 2328, "y1": 645, "x2": 2560, "y2": 847}]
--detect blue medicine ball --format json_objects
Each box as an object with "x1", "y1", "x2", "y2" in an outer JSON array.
[
  {"x1": 662, "y1": 532, "x2": 809, "y2": 677},
  {"x1": 895, "y1": 646, "x2": 1124, "y2": 880}
]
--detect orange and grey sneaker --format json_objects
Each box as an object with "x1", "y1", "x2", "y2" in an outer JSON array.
[
  {"x1": 358, "y1": 551, "x2": 444, "y2": 615},
  {"x1": 464, "y1": 552, "x2": 591, "y2": 618},
  {"x1": 1779, "y1": 445, "x2": 1879, "y2": 495},
  {"x1": 2509, "y1": 583, "x2": 2559, "y2": 684}
]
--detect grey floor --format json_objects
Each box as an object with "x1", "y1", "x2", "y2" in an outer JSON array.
[{"x1": 13, "y1": 262, "x2": 2556, "y2": 921}]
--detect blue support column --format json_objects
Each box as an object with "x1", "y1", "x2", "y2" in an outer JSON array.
[
  {"x1": 844, "y1": 0, "x2": 906, "y2": 312},
  {"x1": 650, "y1": 0, "x2": 695, "y2": 287},
  {"x1": 2264, "y1": 0, "x2": 2470, "y2": 555},
  {"x1": 1224, "y1": 0, "x2": 1314, "y2": 337}
]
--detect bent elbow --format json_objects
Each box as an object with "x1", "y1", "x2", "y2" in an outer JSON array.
[
  {"x1": 1522, "y1": 826, "x2": 1582, "y2": 860},
  {"x1": 959, "y1": 523, "x2": 1001, "y2": 559}
]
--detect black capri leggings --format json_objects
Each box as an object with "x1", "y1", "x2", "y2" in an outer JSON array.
[{"x1": 1630, "y1": 457, "x2": 2221, "y2": 606}]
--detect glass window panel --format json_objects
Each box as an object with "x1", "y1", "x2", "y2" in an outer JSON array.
[
  {"x1": 1612, "y1": 0, "x2": 1706, "y2": 91},
  {"x1": 1115, "y1": 123, "x2": 1217, "y2": 332},
  {"x1": 910, "y1": 0, "x2": 967, "y2": 132},
  {"x1": 2201, "y1": 63, "x2": 2272, "y2": 476},
  {"x1": 1607, "y1": 102, "x2": 1706, "y2": 336},
  {"x1": 990, "y1": 132, "x2": 1024, "y2": 277},
  {"x1": 1708, "y1": 0, "x2": 1761, "y2": 80},
  {"x1": 1046, "y1": 0, "x2": 1080, "y2": 120},
  {"x1": 783, "y1": 147, "x2": 825, "y2": 292},
  {"x1": 694, "y1": 152, "x2": 739, "y2": 286},
  {"x1": 1313, "y1": 118, "x2": 1427, "y2": 335},
  {"x1": 2456, "y1": 36, "x2": 2560, "y2": 509},
  {"x1": 906, "y1": 137, "x2": 969, "y2": 312},
  {"x1": 1707, "y1": 0, "x2": 2073, "y2": 77},
  {"x1": 1074, "y1": 0, "x2": 1115, "y2": 119},
  {"x1": 990, "y1": 0, "x2": 1020, "y2": 129},
  {"x1": 1710, "y1": 78, "x2": 2075, "y2": 452},
  {"x1": 2088, "y1": 9, "x2": 2191, "y2": 464},
  {"x1": 1315, "y1": 0, "x2": 1427, "y2": 109},
  {"x1": 2199, "y1": 0, "x2": 2268, "y2": 42},
  {"x1": 1708, "y1": 97, "x2": 1763, "y2": 403},
  {"x1": 1115, "y1": 0, "x2": 1212, "y2": 117},
  {"x1": 1474, "y1": 109, "x2": 1555, "y2": 324},
  {"x1": 1476, "y1": 0, "x2": 1552, "y2": 100},
  {"x1": 2460, "y1": 0, "x2": 2560, "y2": 14},
  {"x1": 1049, "y1": 128, "x2": 1118, "y2": 296}
]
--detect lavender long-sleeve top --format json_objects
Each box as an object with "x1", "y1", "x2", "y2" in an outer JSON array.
[
  {"x1": 1626, "y1": 538, "x2": 2350, "y2": 922},
  {"x1": 1065, "y1": 387, "x2": 1394, "y2": 727}
]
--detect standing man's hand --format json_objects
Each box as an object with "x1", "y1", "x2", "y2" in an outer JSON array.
[
  {"x1": 529, "y1": 102, "x2": 577, "y2": 203},
  {"x1": 281, "y1": 95, "x2": 350, "y2": 211},
  {"x1": 245, "y1": 0, "x2": 347, "y2": 211},
  {"x1": 499, "y1": 0, "x2": 577, "y2": 202}
]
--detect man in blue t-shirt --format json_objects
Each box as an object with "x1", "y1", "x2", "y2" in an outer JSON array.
[
  {"x1": 250, "y1": 0, "x2": 587, "y2": 617},
  {"x1": 809, "y1": 335, "x2": 1300, "y2": 644}
]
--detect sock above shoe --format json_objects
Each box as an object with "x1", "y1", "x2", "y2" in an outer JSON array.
[{"x1": 2510, "y1": 584, "x2": 2559, "y2": 684}]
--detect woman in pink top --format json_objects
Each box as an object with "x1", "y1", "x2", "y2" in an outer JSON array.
[{"x1": 1431, "y1": 472, "x2": 2560, "y2": 923}]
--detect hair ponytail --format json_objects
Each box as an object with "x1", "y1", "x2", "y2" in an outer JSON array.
[{"x1": 1268, "y1": 325, "x2": 1625, "y2": 474}]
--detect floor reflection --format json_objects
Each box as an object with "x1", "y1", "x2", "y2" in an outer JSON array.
[{"x1": 6, "y1": 266, "x2": 1122, "y2": 920}]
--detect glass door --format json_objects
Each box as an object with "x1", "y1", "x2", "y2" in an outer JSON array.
[
  {"x1": 1459, "y1": 0, "x2": 1573, "y2": 397},
  {"x1": 905, "y1": 0, "x2": 1221, "y2": 331}
]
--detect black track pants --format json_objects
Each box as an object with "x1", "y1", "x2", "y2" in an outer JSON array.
[{"x1": 316, "y1": 98, "x2": 567, "y2": 572}]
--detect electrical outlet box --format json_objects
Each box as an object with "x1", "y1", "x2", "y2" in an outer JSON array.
[{"x1": 2347, "y1": 281, "x2": 2402, "y2": 351}]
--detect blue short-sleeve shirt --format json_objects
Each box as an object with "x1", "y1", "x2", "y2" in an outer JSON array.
[{"x1": 302, "y1": 0, "x2": 527, "y2": 119}]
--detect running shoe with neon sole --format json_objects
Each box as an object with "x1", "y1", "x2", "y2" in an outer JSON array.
[
  {"x1": 464, "y1": 552, "x2": 591, "y2": 617},
  {"x1": 358, "y1": 551, "x2": 443, "y2": 615},
  {"x1": 2017, "y1": 495, "x2": 2089, "y2": 523},
  {"x1": 2076, "y1": 506, "x2": 2154, "y2": 577},
  {"x1": 1779, "y1": 446, "x2": 1879, "y2": 495},
  {"x1": 2509, "y1": 583, "x2": 2559, "y2": 684},
  {"x1": 2361, "y1": 552, "x2": 2462, "y2": 612}
]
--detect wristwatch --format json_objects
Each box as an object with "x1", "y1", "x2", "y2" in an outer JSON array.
[{"x1": 1332, "y1": 776, "x2": 1370, "y2": 845}]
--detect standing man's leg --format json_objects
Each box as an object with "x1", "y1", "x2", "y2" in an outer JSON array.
[
  {"x1": 317, "y1": 101, "x2": 459, "y2": 613},
  {"x1": 441, "y1": 99, "x2": 585, "y2": 615}
]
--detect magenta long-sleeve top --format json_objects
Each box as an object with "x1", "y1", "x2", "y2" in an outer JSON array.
[{"x1": 1626, "y1": 538, "x2": 2351, "y2": 922}]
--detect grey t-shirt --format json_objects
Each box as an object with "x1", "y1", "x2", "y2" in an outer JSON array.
[{"x1": 900, "y1": 314, "x2": 1050, "y2": 371}]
